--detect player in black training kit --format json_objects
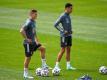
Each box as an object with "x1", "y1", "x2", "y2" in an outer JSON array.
[
  {"x1": 20, "y1": 9, "x2": 49, "y2": 79},
  {"x1": 54, "y1": 3, "x2": 76, "y2": 70}
]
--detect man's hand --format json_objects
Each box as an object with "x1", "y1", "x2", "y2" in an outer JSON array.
[
  {"x1": 64, "y1": 30, "x2": 68, "y2": 35},
  {"x1": 64, "y1": 30, "x2": 73, "y2": 35},
  {"x1": 35, "y1": 37, "x2": 41, "y2": 45},
  {"x1": 36, "y1": 41, "x2": 41, "y2": 45},
  {"x1": 26, "y1": 39, "x2": 32, "y2": 43}
]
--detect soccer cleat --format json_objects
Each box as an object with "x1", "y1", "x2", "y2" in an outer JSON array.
[
  {"x1": 66, "y1": 66, "x2": 76, "y2": 70},
  {"x1": 23, "y1": 72, "x2": 34, "y2": 79},
  {"x1": 54, "y1": 66, "x2": 61, "y2": 71},
  {"x1": 24, "y1": 76, "x2": 34, "y2": 80},
  {"x1": 23, "y1": 71, "x2": 28, "y2": 78}
]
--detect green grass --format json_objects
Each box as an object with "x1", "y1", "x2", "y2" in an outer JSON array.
[
  {"x1": 0, "y1": 28, "x2": 107, "y2": 80},
  {"x1": 0, "y1": 0, "x2": 107, "y2": 18},
  {"x1": 0, "y1": 0, "x2": 107, "y2": 80}
]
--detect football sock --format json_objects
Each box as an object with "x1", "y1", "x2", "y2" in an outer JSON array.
[
  {"x1": 24, "y1": 68, "x2": 28, "y2": 76},
  {"x1": 55, "y1": 62, "x2": 59, "y2": 67},
  {"x1": 24, "y1": 68, "x2": 28, "y2": 72},
  {"x1": 67, "y1": 61, "x2": 71, "y2": 67},
  {"x1": 41, "y1": 59, "x2": 47, "y2": 66}
]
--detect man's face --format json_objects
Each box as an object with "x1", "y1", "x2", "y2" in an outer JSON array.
[
  {"x1": 30, "y1": 12, "x2": 37, "y2": 20},
  {"x1": 66, "y1": 6, "x2": 72, "y2": 14}
]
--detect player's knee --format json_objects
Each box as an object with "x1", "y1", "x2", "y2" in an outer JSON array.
[
  {"x1": 40, "y1": 46, "x2": 46, "y2": 51},
  {"x1": 62, "y1": 50, "x2": 65, "y2": 53},
  {"x1": 61, "y1": 48, "x2": 65, "y2": 53}
]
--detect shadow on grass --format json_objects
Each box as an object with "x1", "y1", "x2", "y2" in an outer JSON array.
[
  {"x1": 65, "y1": 68, "x2": 97, "y2": 73},
  {"x1": 77, "y1": 68, "x2": 97, "y2": 72},
  {"x1": 34, "y1": 74, "x2": 64, "y2": 80}
]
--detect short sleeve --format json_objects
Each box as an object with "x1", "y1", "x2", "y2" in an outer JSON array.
[{"x1": 22, "y1": 19, "x2": 31, "y2": 30}]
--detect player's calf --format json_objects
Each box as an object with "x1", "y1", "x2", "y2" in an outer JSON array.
[
  {"x1": 38, "y1": 46, "x2": 51, "y2": 69},
  {"x1": 57, "y1": 48, "x2": 65, "y2": 62},
  {"x1": 38, "y1": 46, "x2": 46, "y2": 59},
  {"x1": 54, "y1": 48, "x2": 65, "y2": 70}
]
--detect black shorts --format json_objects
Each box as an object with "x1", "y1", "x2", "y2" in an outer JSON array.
[
  {"x1": 60, "y1": 36, "x2": 72, "y2": 47},
  {"x1": 23, "y1": 42, "x2": 41, "y2": 57}
]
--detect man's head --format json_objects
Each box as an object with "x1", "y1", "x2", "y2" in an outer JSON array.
[
  {"x1": 29, "y1": 9, "x2": 37, "y2": 20},
  {"x1": 65, "y1": 3, "x2": 73, "y2": 14}
]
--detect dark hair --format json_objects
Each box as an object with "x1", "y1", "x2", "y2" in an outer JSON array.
[
  {"x1": 65, "y1": 3, "x2": 72, "y2": 8},
  {"x1": 30, "y1": 9, "x2": 37, "y2": 13}
]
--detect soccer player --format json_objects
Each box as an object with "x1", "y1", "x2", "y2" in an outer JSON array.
[
  {"x1": 54, "y1": 3, "x2": 76, "y2": 70},
  {"x1": 20, "y1": 9, "x2": 49, "y2": 79}
]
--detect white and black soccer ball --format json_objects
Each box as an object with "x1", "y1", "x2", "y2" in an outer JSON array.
[
  {"x1": 41, "y1": 68, "x2": 49, "y2": 77},
  {"x1": 99, "y1": 66, "x2": 107, "y2": 74},
  {"x1": 35, "y1": 68, "x2": 42, "y2": 76},
  {"x1": 52, "y1": 68, "x2": 60, "y2": 76}
]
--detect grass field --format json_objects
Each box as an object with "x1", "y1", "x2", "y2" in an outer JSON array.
[{"x1": 0, "y1": 0, "x2": 107, "y2": 80}]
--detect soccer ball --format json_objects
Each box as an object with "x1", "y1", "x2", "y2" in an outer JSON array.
[
  {"x1": 52, "y1": 68, "x2": 60, "y2": 76},
  {"x1": 35, "y1": 68, "x2": 42, "y2": 76},
  {"x1": 41, "y1": 68, "x2": 49, "y2": 77},
  {"x1": 99, "y1": 66, "x2": 107, "y2": 74}
]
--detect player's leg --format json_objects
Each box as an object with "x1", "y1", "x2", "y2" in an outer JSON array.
[
  {"x1": 54, "y1": 37, "x2": 66, "y2": 70},
  {"x1": 23, "y1": 43, "x2": 34, "y2": 79},
  {"x1": 24, "y1": 57, "x2": 31, "y2": 77},
  {"x1": 57, "y1": 47, "x2": 65, "y2": 62},
  {"x1": 38, "y1": 46, "x2": 46, "y2": 66},
  {"x1": 66, "y1": 46, "x2": 76, "y2": 70},
  {"x1": 66, "y1": 36, "x2": 76, "y2": 70},
  {"x1": 54, "y1": 47, "x2": 65, "y2": 70},
  {"x1": 66, "y1": 46, "x2": 71, "y2": 62},
  {"x1": 38, "y1": 45, "x2": 49, "y2": 68},
  {"x1": 66, "y1": 46, "x2": 72, "y2": 69},
  {"x1": 38, "y1": 45, "x2": 45, "y2": 59}
]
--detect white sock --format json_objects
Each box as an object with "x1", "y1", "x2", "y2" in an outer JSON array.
[
  {"x1": 24, "y1": 68, "x2": 28, "y2": 72},
  {"x1": 24, "y1": 68, "x2": 28, "y2": 77},
  {"x1": 67, "y1": 61, "x2": 71, "y2": 67},
  {"x1": 41, "y1": 59, "x2": 47, "y2": 66},
  {"x1": 55, "y1": 62, "x2": 59, "y2": 67}
]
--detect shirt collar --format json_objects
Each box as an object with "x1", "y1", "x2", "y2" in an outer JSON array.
[{"x1": 64, "y1": 12, "x2": 69, "y2": 15}]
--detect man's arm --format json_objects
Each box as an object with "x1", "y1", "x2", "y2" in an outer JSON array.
[
  {"x1": 54, "y1": 16, "x2": 69, "y2": 35},
  {"x1": 20, "y1": 27, "x2": 27, "y2": 39},
  {"x1": 35, "y1": 36, "x2": 40, "y2": 44},
  {"x1": 54, "y1": 16, "x2": 64, "y2": 32},
  {"x1": 20, "y1": 27, "x2": 32, "y2": 43},
  {"x1": 34, "y1": 30, "x2": 40, "y2": 45}
]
